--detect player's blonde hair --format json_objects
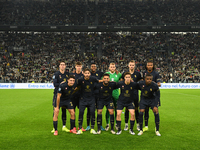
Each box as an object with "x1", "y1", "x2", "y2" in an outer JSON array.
[
  {"x1": 129, "y1": 60, "x2": 135, "y2": 64},
  {"x1": 109, "y1": 63, "x2": 115, "y2": 66}
]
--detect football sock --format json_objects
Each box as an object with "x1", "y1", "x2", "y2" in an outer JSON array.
[
  {"x1": 53, "y1": 121, "x2": 58, "y2": 131},
  {"x1": 130, "y1": 120, "x2": 135, "y2": 131},
  {"x1": 154, "y1": 113, "x2": 160, "y2": 131},
  {"x1": 116, "y1": 120, "x2": 121, "y2": 131},
  {"x1": 70, "y1": 119, "x2": 75, "y2": 130},
  {"x1": 125, "y1": 108, "x2": 129, "y2": 124},
  {"x1": 110, "y1": 114, "x2": 114, "y2": 130},
  {"x1": 97, "y1": 114, "x2": 102, "y2": 130},
  {"x1": 135, "y1": 108, "x2": 139, "y2": 124},
  {"x1": 87, "y1": 108, "x2": 90, "y2": 126},
  {"x1": 139, "y1": 112, "x2": 144, "y2": 131},
  {"x1": 61, "y1": 108, "x2": 66, "y2": 126},
  {"x1": 91, "y1": 113, "x2": 95, "y2": 129},
  {"x1": 106, "y1": 109, "x2": 110, "y2": 124},
  {"x1": 144, "y1": 108, "x2": 149, "y2": 126}
]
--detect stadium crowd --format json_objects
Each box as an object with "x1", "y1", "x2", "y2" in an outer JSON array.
[
  {"x1": 0, "y1": 32, "x2": 199, "y2": 83},
  {"x1": 0, "y1": 0, "x2": 200, "y2": 26}
]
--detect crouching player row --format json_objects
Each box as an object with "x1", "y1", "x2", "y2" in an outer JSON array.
[{"x1": 115, "y1": 73, "x2": 161, "y2": 136}]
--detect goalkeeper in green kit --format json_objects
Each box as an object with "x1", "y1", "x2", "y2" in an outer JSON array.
[{"x1": 105, "y1": 63, "x2": 122, "y2": 131}]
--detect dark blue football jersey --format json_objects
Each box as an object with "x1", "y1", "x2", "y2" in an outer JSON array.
[{"x1": 53, "y1": 71, "x2": 69, "y2": 94}]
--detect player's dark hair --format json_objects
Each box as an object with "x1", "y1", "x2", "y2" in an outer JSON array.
[
  {"x1": 124, "y1": 72, "x2": 131, "y2": 77},
  {"x1": 59, "y1": 60, "x2": 65, "y2": 64},
  {"x1": 75, "y1": 61, "x2": 82, "y2": 66},
  {"x1": 145, "y1": 73, "x2": 153, "y2": 78},
  {"x1": 83, "y1": 68, "x2": 91, "y2": 73},
  {"x1": 103, "y1": 73, "x2": 110, "y2": 77},
  {"x1": 91, "y1": 63, "x2": 96, "y2": 66},
  {"x1": 68, "y1": 75, "x2": 75, "y2": 80},
  {"x1": 145, "y1": 59, "x2": 155, "y2": 70}
]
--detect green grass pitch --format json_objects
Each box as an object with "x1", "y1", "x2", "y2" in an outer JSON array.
[{"x1": 0, "y1": 89, "x2": 199, "y2": 150}]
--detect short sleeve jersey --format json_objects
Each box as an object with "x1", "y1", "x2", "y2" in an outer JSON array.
[
  {"x1": 77, "y1": 76, "x2": 99, "y2": 100},
  {"x1": 57, "y1": 82, "x2": 76, "y2": 101},
  {"x1": 96, "y1": 82, "x2": 118, "y2": 101},
  {"x1": 53, "y1": 71, "x2": 69, "y2": 94}
]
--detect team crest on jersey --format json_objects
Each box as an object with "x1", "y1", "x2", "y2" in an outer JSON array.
[
  {"x1": 135, "y1": 75, "x2": 136, "y2": 78},
  {"x1": 96, "y1": 73, "x2": 98, "y2": 76},
  {"x1": 150, "y1": 88, "x2": 152, "y2": 91}
]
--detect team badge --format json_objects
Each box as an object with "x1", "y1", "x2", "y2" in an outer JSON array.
[
  {"x1": 66, "y1": 75, "x2": 68, "y2": 77},
  {"x1": 91, "y1": 82, "x2": 92, "y2": 84},
  {"x1": 130, "y1": 87, "x2": 132, "y2": 90},
  {"x1": 122, "y1": 85, "x2": 124, "y2": 89},
  {"x1": 150, "y1": 88, "x2": 152, "y2": 91},
  {"x1": 96, "y1": 73, "x2": 98, "y2": 76},
  {"x1": 65, "y1": 88, "x2": 67, "y2": 90},
  {"x1": 135, "y1": 75, "x2": 136, "y2": 78}
]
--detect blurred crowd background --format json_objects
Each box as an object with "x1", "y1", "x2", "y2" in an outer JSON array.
[{"x1": 0, "y1": 0, "x2": 199, "y2": 83}]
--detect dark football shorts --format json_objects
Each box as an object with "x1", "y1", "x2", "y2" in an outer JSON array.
[
  {"x1": 59, "y1": 100, "x2": 74, "y2": 110},
  {"x1": 117, "y1": 101, "x2": 135, "y2": 110},
  {"x1": 98, "y1": 100, "x2": 114, "y2": 110},
  {"x1": 139, "y1": 99, "x2": 158, "y2": 110}
]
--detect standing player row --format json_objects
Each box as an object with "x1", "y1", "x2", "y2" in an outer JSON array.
[{"x1": 51, "y1": 60, "x2": 161, "y2": 136}]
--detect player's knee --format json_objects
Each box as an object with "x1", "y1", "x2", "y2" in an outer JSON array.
[
  {"x1": 98, "y1": 109, "x2": 102, "y2": 114},
  {"x1": 108, "y1": 109, "x2": 114, "y2": 115},
  {"x1": 140, "y1": 109, "x2": 145, "y2": 113}
]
